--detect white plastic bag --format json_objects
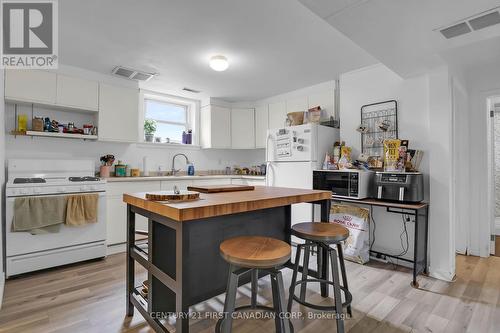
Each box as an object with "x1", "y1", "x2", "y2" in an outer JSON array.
[{"x1": 330, "y1": 205, "x2": 370, "y2": 264}]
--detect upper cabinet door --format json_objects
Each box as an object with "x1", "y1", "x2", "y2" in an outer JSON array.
[
  {"x1": 231, "y1": 108, "x2": 255, "y2": 149},
  {"x1": 5, "y1": 69, "x2": 56, "y2": 104},
  {"x1": 98, "y1": 84, "x2": 139, "y2": 143},
  {"x1": 56, "y1": 75, "x2": 98, "y2": 111},
  {"x1": 210, "y1": 105, "x2": 232, "y2": 149},
  {"x1": 255, "y1": 105, "x2": 268, "y2": 148},
  {"x1": 268, "y1": 101, "x2": 287, "y2": 129}
]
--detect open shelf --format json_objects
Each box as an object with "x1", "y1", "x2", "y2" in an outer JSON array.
[{"x1": 16, "y1": 131, "x2": 98, "y2": 140}]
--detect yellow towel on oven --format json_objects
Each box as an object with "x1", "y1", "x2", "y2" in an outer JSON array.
[
  {"x1": 66, "y1": 194, "x2": 99, "y2": 226},
  {"x1": 13, "y1": 196, "x2": 67, "y2": 234}
]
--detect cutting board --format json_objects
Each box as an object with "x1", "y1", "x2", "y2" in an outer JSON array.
[
  {"x1": 145, "y1": 190, "x2": 200, "y2": 202},
  {"x1": 187, "y1": 184, "x2": 255, "y2": 193}
]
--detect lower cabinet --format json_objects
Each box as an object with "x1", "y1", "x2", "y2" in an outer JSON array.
[{"x1": 106, "y1": 181, "x2": 161, "y2": 245}]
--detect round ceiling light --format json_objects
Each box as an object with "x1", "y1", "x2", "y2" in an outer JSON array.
[{"x1": 209, "y1": 55, "x2": 229, "y2": 72}]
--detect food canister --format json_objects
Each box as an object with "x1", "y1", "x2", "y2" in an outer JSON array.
[
  {"x1": 131, "y1": 168, "x2": 140, "y2": 177},
  {"x1": 115, "y1": 162, "x2": 127, "y2": 177}
]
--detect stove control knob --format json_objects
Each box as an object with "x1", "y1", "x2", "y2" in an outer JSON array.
[
  {"x1": 297, "y1": 138, "x2": 305, "y2": 144},
  {"x1": 20, "y1": 189, "x2": 29, "y2": 195}
]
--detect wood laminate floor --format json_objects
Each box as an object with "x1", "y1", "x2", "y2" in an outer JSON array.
[{"x1": 0, "y1": 253, "x2": 499, "y2": 333}]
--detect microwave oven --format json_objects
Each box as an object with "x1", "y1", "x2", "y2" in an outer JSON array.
[{"x1": 313, "y1": 170, "x2": 374, "y2": 199}]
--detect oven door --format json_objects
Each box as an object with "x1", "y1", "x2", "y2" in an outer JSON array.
[
  {"x1": 5, "y1": 192, "x2": 107, "y2": 257},
  {"x1": 324, "y1": 172, "x2": 351, "y2": 197}
]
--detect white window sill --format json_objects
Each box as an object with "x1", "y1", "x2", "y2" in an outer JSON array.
[{"x1": 136, "y1": 142, "x2": 201, "y2": 150}]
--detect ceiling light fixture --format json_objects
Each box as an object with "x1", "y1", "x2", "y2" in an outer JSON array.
[{"x1": 209, "y1": 55, "x2": 229, "y2": 71}]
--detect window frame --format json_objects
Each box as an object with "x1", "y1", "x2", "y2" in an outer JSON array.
[{"x1": 140, "y1": 91, "x2": 199, "y2": 146}]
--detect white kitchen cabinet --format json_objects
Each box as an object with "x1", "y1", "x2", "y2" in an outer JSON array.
[
  {"x1": 231, "y1": 108, "x2": 255, "y2": 149},
  {"x1": 193, "y1": 178, "x2": 231, "y2": 186},
  {"x1": 160, "y1": 180, "x2": 193, "y2": 191},
  {"x1": 106, "y1": 181, "x2": 160, "y2": 245},
  {"x1": 231, "y1": 178, "x2": 266, "y2": 186},
  {"x1": 5, "y1": 69, "x2": 56, "y2": 104},
  {"x1": 56, "y1": 74, "x2": 99, "y2": 111},
  {"x1": 308, "y1": 90, "x2": 334, "y2": 121},
  {"x1": 268, "y1": 101, "x2": 287, "y2": 129},
  {"x1": 255, "y1": 105, "x2": 268, "y2": 148},
  {"x1": 98, "y1": 84, "x2": 139, "y2": 142},
  {"x1": 200, "y1": 104, "x2": 231, "y2": 148}
]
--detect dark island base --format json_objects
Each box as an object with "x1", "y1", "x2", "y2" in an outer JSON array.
[{"x1": 127, "y1": 200, "x2": 331, "y2": 333}]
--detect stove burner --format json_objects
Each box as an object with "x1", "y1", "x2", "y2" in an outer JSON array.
[
  {"x1": 13, "y1": 178, "x2": 46, "y2": 184},
  {"x1": 69, "y1": 176, "x2": 100, "y2": 182}
]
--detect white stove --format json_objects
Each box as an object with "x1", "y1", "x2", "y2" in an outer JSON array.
[{"x1": 5, "y1": 159, "x2": 107, "y2": 277}]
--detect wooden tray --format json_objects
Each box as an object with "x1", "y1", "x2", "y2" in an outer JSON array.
[
  {"x1": 187, "y1": 184, "x2": 255, "y2": 193},
  {"x1": 145, "y1": 191, "x2": 200, "y2": 202}
]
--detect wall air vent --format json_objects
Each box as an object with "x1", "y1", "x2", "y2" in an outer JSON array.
[
  {"x1": 112, "y1": 66, "x2": 157, "y2": 82},
  {"x1": 182, "y1": 87, "x2": 201, "y2": 93},
  {"x1": 438, "y1": 7, "x2": 500, "y2": 39},
  {"x1": 469, "y1": 11, "x2": 500, "y2": 31},
  {"x1": 440, "y1": 22, "x2": 471, "y2": 39}
]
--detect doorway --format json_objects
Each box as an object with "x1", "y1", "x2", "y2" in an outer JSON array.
[{"x1": 490, "y1": 95, "x2": 500, "y2": 256}]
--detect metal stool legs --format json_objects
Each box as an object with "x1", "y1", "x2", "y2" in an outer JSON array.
[
  {"x1": 337, "y1": 243, "x2": 352, "y2": 317},
  {"x1": 288, "y1": 242, "x2": 352, "y2": 333},
  {"x1": 217, "y1": 265, "x2": 292, "y2": 333}
]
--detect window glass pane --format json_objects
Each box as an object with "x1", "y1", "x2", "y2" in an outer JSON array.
[
  {"x1": 154, "y1": 123, "x2": 186, "y2": 143},
  {"x1": 145, "y1": 99, "x2": 186, "y2": 123}
]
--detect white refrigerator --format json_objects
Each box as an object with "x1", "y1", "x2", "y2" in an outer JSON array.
[{"x1": 266, "y1": 124, "x2": 339, "y2": 242}]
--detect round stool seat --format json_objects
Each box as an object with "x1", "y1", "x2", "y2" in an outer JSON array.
[
  {"x1": 220, "y1": 236, "x2": 291, "y2": 269},
  {"x1": 292, "y1": 222, "x2": 349, "y2": 243}
]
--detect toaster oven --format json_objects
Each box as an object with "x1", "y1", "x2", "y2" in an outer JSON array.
[{"x1": 313, "y1": 170, "x2": 373, "y2": 199}]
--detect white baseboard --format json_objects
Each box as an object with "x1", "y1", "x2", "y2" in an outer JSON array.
[
  {"x1": 107, "y1": 243, "x2": 126, "y2": 255},
  {"x1": 428, "y1": 267, "x2": 455, "y2": 282}
]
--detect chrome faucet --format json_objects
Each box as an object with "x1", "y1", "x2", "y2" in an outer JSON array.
[{"x1": 171, "y1": 153, "x2": 190, "y2": 176}]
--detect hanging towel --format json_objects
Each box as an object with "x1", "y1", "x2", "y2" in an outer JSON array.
[
  {"x1": 13, "y1": 196, "x2": 67, "y2": 234},
  {"x1": 66, "y1": 194, "x2": 99, "y2": 226}
]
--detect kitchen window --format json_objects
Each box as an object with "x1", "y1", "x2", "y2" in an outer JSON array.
[{"x1": 143, "y1": 97, "x2": 193, "y2": 144}]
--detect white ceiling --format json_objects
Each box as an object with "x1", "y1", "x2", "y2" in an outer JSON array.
[
  {"x1": 58, "y1": 0, "x2": 376, "y2": 101},
  {"x1": 300, "y1": 0, "x2": 500, "y2": 77}
]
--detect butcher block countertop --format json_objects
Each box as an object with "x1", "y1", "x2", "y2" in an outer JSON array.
[{"x1": 123, "y1": 186, "x2": 331, "y2": 222}]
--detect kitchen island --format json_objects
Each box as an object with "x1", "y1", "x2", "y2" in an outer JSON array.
[{"x1": 123, "y1": 186, "x2": 332, "y2": 333}]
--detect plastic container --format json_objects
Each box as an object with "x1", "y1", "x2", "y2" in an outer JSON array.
[{"x1": 187, "y1": 162, "x2": 195, "y2": 176}]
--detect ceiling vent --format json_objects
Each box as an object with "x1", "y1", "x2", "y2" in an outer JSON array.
[
  {"x1": 112, "y1": 66, "x2": 157, "y2": 82},
  {"x1": 438, "y1": 7, "x2": 500, "y2": 39},
  {"x1": 182, "y1": 87, "x2": 201, "y2": 93}
]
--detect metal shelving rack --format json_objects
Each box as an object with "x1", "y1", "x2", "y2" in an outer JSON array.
[{"x1": 360, "y1": 100, "x2": 398, "y2": 156}]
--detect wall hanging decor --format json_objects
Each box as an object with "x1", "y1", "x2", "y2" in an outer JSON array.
[{"x1": 360, "y1": 100, "x2": 398, "y2": 156}]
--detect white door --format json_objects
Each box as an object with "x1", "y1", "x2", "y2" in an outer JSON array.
[
  {"x1": 211, "y1": 105, "x2": 232, "y2": 148},
  {"x1": 268, "y1": 101, "x2": 287, "y2": 129},
  {"x1": 56, "y1": 74, "x2": 99, "y2": 111},
  {"x1": 98, "y1": 84, "x2": 139, "y2": 142},
  {"x1": 5, "y1": 69, "x2": 57, "y2": 104},
  {"x1": 231, "y1": 108, "x2": 255, "y2": 149},
  {"x1": 255, "y1": 105, "x2": 269, "y2": 148}
]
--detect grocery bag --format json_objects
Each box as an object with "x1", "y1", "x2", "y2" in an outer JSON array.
[{"x1": 330, "y1": 204, "x2": 370, "y2": 264}]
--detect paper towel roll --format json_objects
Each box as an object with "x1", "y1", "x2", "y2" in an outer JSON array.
[{"x1": 143, "y1": 156, "x2": 148, "y2": 176}]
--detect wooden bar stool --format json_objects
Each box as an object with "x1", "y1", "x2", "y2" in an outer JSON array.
[
  {"x1": 216, "y1": 236, "x2": 292, "y2": 333},
  {"x1": 287, "y1": 222, "x2": 353, "y2": 333}
]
